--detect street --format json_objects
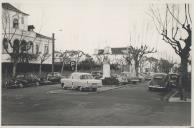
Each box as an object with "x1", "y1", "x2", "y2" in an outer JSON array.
[{"x1": 2, "y1": 82, "x2": 191, "y2": 126}]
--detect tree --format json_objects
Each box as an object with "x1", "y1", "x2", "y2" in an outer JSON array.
[
  {"x1": 158, "y1": 58, "x2": 174, "y2": 73},
  {"x1": 2, "y1": 7, "x2": 38, "y2": 77},
  {"x1": 39, "y1": 52, "x2": 51, "y2": 75},
  {"x1": 79, "y1": 54, "x2": 95, "y2": 71},
  {"x1": 126, "y1": 45, "x2": 156, "y2": 77},
  {"x1": 149, "y1": 4, "x2": 192, "y2": 99},
  {"x1": 146, "y1": 56, "x2": 159, "y2": 72},
  {"x1": 60, "y1": 50, "x2": 72, "y2": 74},
  {"x1": 94, "y1": 49, "x2": 106, "y2": 70}
]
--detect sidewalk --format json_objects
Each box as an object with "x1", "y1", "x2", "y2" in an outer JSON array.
[{"x1": 166, "y1": 89, "x2": 191, "y2": 103}]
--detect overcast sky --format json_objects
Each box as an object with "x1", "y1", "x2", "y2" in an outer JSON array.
[{"x1": 5, "y1": 0, "x2": 181, "y2": 62}]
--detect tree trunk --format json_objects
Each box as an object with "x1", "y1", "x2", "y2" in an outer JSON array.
[
  {"x1": 179, "y1": 56, "x2": 189, "y2": 100},
  {"x1": 61, "y1": 60, "x2": 65, "y2": 74},
  {"x1": 39, "y1": 62, "x2": 42, "y2": 75},
  {"x1": 135, "y1": 61, "x2": 139, "y2": 77},
  {"x1": 12, "y1": 62, "x2": 17, "y2": 78}
]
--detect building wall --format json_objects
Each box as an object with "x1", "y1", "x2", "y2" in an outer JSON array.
[{"x1": 2, "y1": 5, "x2": 53, "y2": 65}]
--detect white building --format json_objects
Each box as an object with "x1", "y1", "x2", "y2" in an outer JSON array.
[{"x1": 2, "y1": 3, "x2": 53, "y2": 65}]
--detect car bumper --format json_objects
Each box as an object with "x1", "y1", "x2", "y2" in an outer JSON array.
[{"x1": 148, "y1": 85, "x2": 166, "y2": 89}]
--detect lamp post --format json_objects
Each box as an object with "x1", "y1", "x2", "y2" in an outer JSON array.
[{"x1": 52, "y1": 33, "x2": 55, "y2": 76}]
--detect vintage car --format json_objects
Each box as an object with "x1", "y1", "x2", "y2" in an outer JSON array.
[
  {"x1": 91, "y1": 71, "x2": 103, "y2": 79},
  {"x1": 111, "y1": 73, "x2": 128, "y2": 85},
  {"x1": 61, "y1": 72, "x2": 102, "y2": 91},
  {"x1": 47, "y1": 72, "x2": 62, "y2": 83},
  {"x1": 148, "y1": 73, "x2": 168, "y2": 91},
  {"x1": 167, "y1": 73, "x2": 179, "y2": 88},
  {"x1": 5, "y1": 74, "x2": 40, "y2": 88}
]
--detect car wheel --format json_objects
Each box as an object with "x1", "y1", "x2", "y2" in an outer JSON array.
[
  {"x1": 19, "y1": 83, "x2": 24, "y2": 88},
  {"x1": 35, "y1": 82, "x2": 40, "y2": 86}
]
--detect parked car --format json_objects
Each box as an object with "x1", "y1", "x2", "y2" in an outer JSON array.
[
  {"x1": 148, "y1": 73, "x2": 168, "y2": 91},
  {"x1": 112, "y1": 73, "x2": 128, "y2": 85},
  {"x1": 47, "y1": 72, "x2": 61, "y2": 83},
  {"x1": 61, "y1": 72, "x2": 102, "y2": 91},
  {"x1": 91, "y1": 71, "x2": 103, "y2": 79},
  {"x1": 167, "y1": 73, "x2": 179, "y2": 88},
  {"x1": 5, "y1": 74, "x2": 40, "y2": 88}
]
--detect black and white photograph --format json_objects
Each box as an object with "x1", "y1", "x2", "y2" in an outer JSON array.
[{"x1": 1, "y1": 0, "x2": 192, "y2": 127}]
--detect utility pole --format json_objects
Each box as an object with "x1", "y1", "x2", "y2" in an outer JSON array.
[{"x1": 52, "y1": 33, "x2": 55, "y2": 76}]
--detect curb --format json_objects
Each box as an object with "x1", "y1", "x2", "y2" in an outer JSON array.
[
  {"x1": 163, "y1": 89, "x2": 191, "y2": 103},
  {"x1": 97, "y1": 84, "x2": 130, "y2": 93},
  {"x1": 162, "y1": 90, "x2": 177, "y2": 102}
]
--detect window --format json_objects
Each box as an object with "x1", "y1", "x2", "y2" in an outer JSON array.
[
  {"x1": 44, "y1": 45, "x2": 49, "y2": 54},
  {"x1": 28, "y1": 41, "x2": 34, "y2": 54},
  {"x1": 21, "y1": 16, "x2": 24, "y2": 24},
  {"x1": 20, "y1": 40, "x2": 27, "y2": 52},
  {"x1": 2, "y1": 38, "x2": 9, "y2": 53},
  {"x1": 13, "y1": 18, "x2": 19, "y2": 28},
  {"x1": 36, "y1": 44, "x2": 39, "y2": 54},
  {"x1": 13, "y1": 39, "x2": 20, "y2": 53}
]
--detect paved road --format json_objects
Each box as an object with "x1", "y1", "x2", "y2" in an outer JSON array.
[{"x1": 2, "y1": 82, "x2": 191, "y2": 126}]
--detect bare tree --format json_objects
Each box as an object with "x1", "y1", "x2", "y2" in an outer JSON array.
[
  {"x1": 149, "y1": 4, "x2": 192, "y2": 100},
  {"x1": 146, "y1": 56, "x2": 159, "y2": 72},
  {"x1": 94, "y1": 50, "x2": 106, "y2": 71},
  {"x1": 60, "y1": 50, "x2": 74, "y2": 74},
  {"x1": 126, "y1": 45, "x2": 156, "y2": 77},
  {"x1": 39, "y1": 52, "x2": 51, "y2": 75}
]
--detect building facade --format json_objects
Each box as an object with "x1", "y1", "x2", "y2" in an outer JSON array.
[{"x1": 2, "y1": 3, "x2": 53, "y2": 65}]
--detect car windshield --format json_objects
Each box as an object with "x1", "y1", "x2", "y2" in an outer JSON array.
[
  {"x1": 170, "y1": 74, "x2": 178, "y2": 80},
  {"x1": 152, "y1": 74, "x2": 166, "y2": 85},
  {"x1": 80, "y1": 75, "x2": 93, "y2": 79}
]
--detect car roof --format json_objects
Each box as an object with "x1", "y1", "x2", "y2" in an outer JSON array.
[
  {"x1": 153, "y1": 73, "x2": 167, "y2": 75},
  {"x1": 169, "y1": 73, "x2": 179, "y2": 75},
  {"x1": 71, "y1": 72, "x2": 91, "y2": 75}
]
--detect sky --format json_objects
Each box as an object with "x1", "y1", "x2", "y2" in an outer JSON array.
[{"x1": 4, "y1": 0, "x2": 182, "y2": 62}]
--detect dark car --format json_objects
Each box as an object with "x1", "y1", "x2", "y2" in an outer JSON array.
[
  {"x1": 47, "y1": 72, "x2": 61, "y2": 83},
  {"x1": 167, "y1": 73, "x2": 179, "y2": 88},
  {"x1": 91, "y1": 71, "x2": 103, "y2": 79},
  {"x1": 148, "y1": 73, "x2": 168, "y2": 91},
  {"x1": 5, "y1": 74, "x2": 40, "y2": 88}
]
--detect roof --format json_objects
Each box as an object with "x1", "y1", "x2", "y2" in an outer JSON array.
[
  {"x1": 97, "y1": 47, "x2": 128, "y2": 55},
  {"x1": 111, "y1": 47, "x2": 128, "y2": 54},
  {"x1": 2, "y1": 3, "x2": 29, "y2": 16},
  {"x1": 36, "y1": 33, "x2": 53, "y2": 40}
]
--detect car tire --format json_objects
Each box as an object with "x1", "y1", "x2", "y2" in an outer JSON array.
[{"x1": 19, "y1": 83, "x2": 24, "y2": 88}]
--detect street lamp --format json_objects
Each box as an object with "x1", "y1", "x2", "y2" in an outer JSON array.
[
  {"x1": 52, "y1": 33, "x2": 55, "y2": 76},
  {"x1": 52, "y1": 29, "x2": 63, "y2": 76}
]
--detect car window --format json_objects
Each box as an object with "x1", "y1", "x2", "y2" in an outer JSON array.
[{"x1": 170, "y1": 74, "x2": 178, "y2": 80}]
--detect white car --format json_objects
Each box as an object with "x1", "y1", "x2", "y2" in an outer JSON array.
[{"x1": 61, "y1": 72, "x2": 102, "y2": 91}]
